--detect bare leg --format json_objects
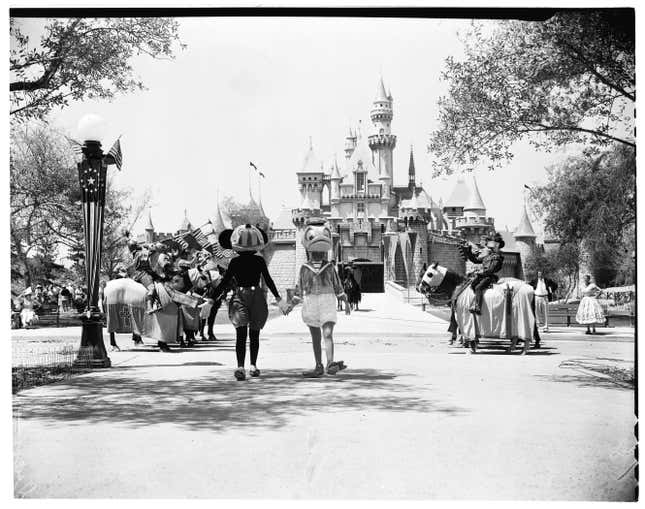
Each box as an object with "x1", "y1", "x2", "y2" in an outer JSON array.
[{"x1": 321, "y1": 322, "x2": 335, "y2": 365}]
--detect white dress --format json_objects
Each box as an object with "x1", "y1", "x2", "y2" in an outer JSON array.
[
  {"x1": 20, "y1": 297, "x2": 38, "y2": 327},
  {"x1": 576, "y1": 283, "x2": 605, "y2": 325}
]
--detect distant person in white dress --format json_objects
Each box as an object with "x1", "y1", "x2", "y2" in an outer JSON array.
[
  {"x1": 19, "y1": 288, "x2": 39, "y2": 328},
  {"x1": 575, "y1": 274, "x2": 606, "y2": 335}
]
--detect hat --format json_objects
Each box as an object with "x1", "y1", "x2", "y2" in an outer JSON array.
[
  {"x1": 23, "y1": 287, "x2": 32, "y2": 296},
  {"x1": 222, "y1": 224, "x2": 268, "y2": 252},
  {"x1": 486, "y1": 232, "x2": 505, "y2": 249}
]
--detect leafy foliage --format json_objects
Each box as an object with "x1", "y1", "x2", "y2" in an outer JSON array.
[
  {"x1": 10, "y1": 17, "x2": 184, "y2": 121},
  {"x1": 523, "y1": 245, "x2": 580, "y2": 299},
  {"x1": 429, "y1": 10, "x2": 635, "y2": 175},
  {"x1": 531, "y1": 144, "x2": 635, "y2": 287},
  {"x1": 10, "y1": 125, "x2": 150, "y2": 290}
]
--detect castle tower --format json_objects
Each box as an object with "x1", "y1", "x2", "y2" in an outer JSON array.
[
  {"x1": 296, "y1": 138, "x2": 324, "y2": 211},
  {"x1": 178, "y1": 209, "x2": 192, "y2": 234},
  {"x1": 368, "y1": 77, "x2": 397, "y2": 208},
  {"x1": 455, "y1": 175, "x2": 494, "y2": 243},
  {"x1": 330, "y1": 156, "x2": 342, "y2": 217},
  {"x1": 344, "y1": 127, "x2": 357, "y2": 160},
  {"x1": 212, "y1": 188, "x2": 231, "y2": 233},
  {"x1": 145, "y1": 207, "x2": 155, "y2": 243},
  {"x1": 513, "y1": 200, "x2": 537, "y2": 279}
]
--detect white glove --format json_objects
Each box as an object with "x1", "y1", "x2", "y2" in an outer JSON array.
[{"x1": 277, "y1": 298, "x2": 291, "y2": 315}]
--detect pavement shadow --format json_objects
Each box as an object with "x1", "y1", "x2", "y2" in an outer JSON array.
[
  {"x1": 534, "y1": 358, "x2": 635, "y2": 391},
  {"x1": 13, "y1": 368, "x2": 466, "y2": 432}
]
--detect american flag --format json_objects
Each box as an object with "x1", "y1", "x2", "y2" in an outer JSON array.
[
  {"x1": 105, "y1": 138, "x2": 123, "y2": 171},
  {"x1": 65, "y1": 136, "x2": 84, "y2": 157},
  {"x1": 78, "y1": 160, "x2": 107, "y2": 203}
]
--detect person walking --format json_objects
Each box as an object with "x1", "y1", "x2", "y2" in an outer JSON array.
[
  {"x1": 576, "y1": 274, "x2": 606, "y2": 335},
  {"x1": 529, "y1": 270, "x2": 558, "y2": 332}
]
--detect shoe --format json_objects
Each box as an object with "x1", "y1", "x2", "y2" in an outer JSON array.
[
  {"x1": 542, "y1": 328, "x2": 549, "y2": 333},
  {"x1": 585, "y1": 330, "x2": 591, "y2": 335},
  {"x1": 303, "y1": 364, "x2": 324, "y2": 378},
  {"x1": 249, "y1": 367, "x2": 260, "y2": 377},
  {"x1": 158, "y1": 341, "x2": 171, "y2": 352},
  {"x1": 234, "y1": 368, "x2": 246, "y2": 381},
  {"x1": 327, "y1": 361, "x2": 346, "y2": 375},
  {"x1": 208, "y1": 333, "x2": 217, "y2": 341}
]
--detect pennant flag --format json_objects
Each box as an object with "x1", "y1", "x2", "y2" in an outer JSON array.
[
  {"x1": 524, "y1": 184, "x2": 532, "y2": 190},
  {"x1": 105, "y1": 137, "x2": 123, "y2": 171},
  {"x1": 249, "y1": 161, "x2": 257, "y2": 171},
  {"x1": 259, "y1": 171, "x2": 265, "y2": 178},
  {"x1": 65, "y1": 136, "x2": 84, "y2": 156}
]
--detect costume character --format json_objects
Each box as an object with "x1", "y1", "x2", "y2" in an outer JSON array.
[
  {"x1": 208, "y1": 224, "x2": 289, "y2": 380},
  {"x1": 459, "y1": 232, "x2": 505, "y2": 315},
  {"x1": 576, "y1": 274, "x2": 606, "y2": 334},
  {"x1": 289, "y1": 219, "x2": 350, "y2": 377},
  {"x1": 127, "y1": 239, "x2": 165, "y2": 314}
]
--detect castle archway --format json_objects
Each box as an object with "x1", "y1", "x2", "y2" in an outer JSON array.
[{"x1": 394, "y1": 242, "x2": 407, "y2": 285}]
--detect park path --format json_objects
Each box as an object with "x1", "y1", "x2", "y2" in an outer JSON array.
[{"x1": 13, "y1": 294, "x2": 636, "y2": 500}]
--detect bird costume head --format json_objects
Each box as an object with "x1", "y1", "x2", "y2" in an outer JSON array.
[{"x1": 302, "y1": 218, "x2": 332, "y2": 253}]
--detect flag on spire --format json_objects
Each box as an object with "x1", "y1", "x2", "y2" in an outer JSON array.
[{"x1": 105, "y1": 137, "x2": 123, "y2": 171}]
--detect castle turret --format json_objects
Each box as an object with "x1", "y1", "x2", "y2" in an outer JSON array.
[
  {"x1": 178, "y1": 209, "x2": 192, "y2": 234},
  {"x1": 145, "y1": 207, "x2": 155, "y2": 243},
  {"x1": 296, "y1": 138, "x2": 324, "y2": 212},
  {"x1": 513, "y1": 200, "x2": 537, "y2": 279},
  {"x1": 455, "y1": 175, "x2": 494, "y2": 243},
  {"x1": 368, "y1": 77, "x2": 396, "y2": 191},
  {"x1": 344, "y1": 127, "x2": 357, "y2": 160}
]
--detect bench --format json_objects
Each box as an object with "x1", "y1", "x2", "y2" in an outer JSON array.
[{"x1": 547, "y1": 303, "x2": 635, "y2": 328}]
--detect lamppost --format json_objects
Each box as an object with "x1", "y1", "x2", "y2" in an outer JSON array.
[{"x1": 74, "y1": 114, "x2": 111, "y2": 368}]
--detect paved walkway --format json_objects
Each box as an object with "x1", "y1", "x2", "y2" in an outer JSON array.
[{"x1": 13, "y1": 294, "x2": 636, "y2": 500}]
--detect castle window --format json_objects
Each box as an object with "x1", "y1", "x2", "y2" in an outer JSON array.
[
  {"x1": 356, "y1": 172, "x2": 365, "y2": 192},
  {"x1": 357, "y1": 202, "x2": 365, "y2": 213}
]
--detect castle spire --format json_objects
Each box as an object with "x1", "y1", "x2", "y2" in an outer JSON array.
[
  {"x1": 145, "y1": 207, "x2": 154, "y2": 231},
  {"x1": 408, "y1": 145, "x2": 416, "y2": 190},
  {"x1": 514, "y1": 202, "x2": 537, "y2": 238}
]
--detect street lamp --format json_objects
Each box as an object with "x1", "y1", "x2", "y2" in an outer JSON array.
[{"x1": 74, "y1": 114, "x2": 111, "y2": 368}]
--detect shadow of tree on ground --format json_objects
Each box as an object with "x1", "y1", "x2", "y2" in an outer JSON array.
[
  {"x1": 534, "y1": 358, "x2": 635, "y2": 390},
  {"x1": 14, "y1": 368, "x2": 467, "y2": 432}
]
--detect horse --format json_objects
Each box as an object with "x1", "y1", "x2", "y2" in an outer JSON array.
[{"x1": 418, "y1": 262, "x2": 540, "y2": 354}]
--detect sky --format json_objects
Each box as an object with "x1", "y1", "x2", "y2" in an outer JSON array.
[{"x1": 16, "y1": 16, "x2": 576, "y2": 240}]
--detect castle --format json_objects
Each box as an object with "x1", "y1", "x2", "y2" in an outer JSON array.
[{"x1": 140, "y1": 78, "x2": 540, "y2": 294}]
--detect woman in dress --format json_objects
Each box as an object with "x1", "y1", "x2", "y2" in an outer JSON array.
[
  {"x1": 343, "y1": 267, "x2": 361, "y2": 311},
  {"x1": 19, "y1": 288, "x2": 39, "y2": 328},
  {"x1": 575, "y1": 274, "x2": 606, "y2": 334}
]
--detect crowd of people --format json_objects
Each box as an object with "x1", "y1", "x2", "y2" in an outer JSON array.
[{"x1": 11, "y1": 283, "x2": 90, "y2": 329}]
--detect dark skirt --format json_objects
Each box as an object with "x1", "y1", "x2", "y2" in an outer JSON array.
[{"x1": 228, "y1": 287, "x2": 268, "y2": 330}]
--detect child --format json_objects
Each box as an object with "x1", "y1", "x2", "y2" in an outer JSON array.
[
  {"x1": 459, "y1": 232, "x2": 505, "y2": 315},
  {"x1": 289, "y1": 219, "x2": 350, "y2": 377},
  {"x1": 207, "y1": 224, "x2": 290, "y2": 380}
]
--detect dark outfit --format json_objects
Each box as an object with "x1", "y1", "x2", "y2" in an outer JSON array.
[
  {"x1": 461, "y1": 245, "x2": 504, "y2": 314},
  {"x1": 208, "y1": 253, "x2": 281, "y2": 367}
]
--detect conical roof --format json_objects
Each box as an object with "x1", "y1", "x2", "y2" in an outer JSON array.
[
  {"x1": 145, "y1": 208, "x2": 154, "y2": 230},
  {"x1": 444, "y1": 176, "x2": 469, "y2": 209},
  {"x1": 348, "y1": 131, "x2": 377, "y2": 177},
  {"x1": 330, "y1": 156, "x2": 341, "y2": 179},
  {"x1": 514, "y1": 203, "x2": 537, "y2": 238},
  {"x1": 273, "y1": 206, "x2": 295, "y2": 230},
  {"x1": 415, "y1": 188, "x2": 434, "y2": 209},
  {"x1": 374, "y1": 77, "x2": 388, "y2": 102},
  {"x1": 179, "y1": 209, "x2": 192, "y2": 231},
  {"x1": 301, "y1": 137, "x2": 321, "y2": 173},
  {"x1": 212, "y1": 195, "x2": 230, "y2": 232},
  {"x1": 408, "y1": 146, "x2": 416, "y2": 183},
  {"x1": 464, "y1": 175, "x2": 486, "y2": 211}
]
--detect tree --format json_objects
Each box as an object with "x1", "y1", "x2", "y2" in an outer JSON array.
[
  {"x1": 523, "y1": 245, "x2": 579, "y2": 299},
  {"x1": 10, "y1": 17, "x2": 184, "y2": 121},
  {"x1": 10, "y1": 125, "x2": 150, "y2": 290},
  {"x1": 531, "y1": 144, "x2": 635, "y2": 287},
  {"x1": 429, "y1": 10, "x2": 635, "y2": 175}
]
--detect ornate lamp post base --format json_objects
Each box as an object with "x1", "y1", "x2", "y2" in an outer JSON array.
[{"x1": 73, "y1": 313, "x2": 111, "y2": 369}]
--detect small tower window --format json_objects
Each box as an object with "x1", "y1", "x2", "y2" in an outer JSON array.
[
  {"x1": 357, "y1": 203, "x2": 365, "y2": 213},
  {"x1": 356, "y1": 173, "x2": 365, "y2": 192}
]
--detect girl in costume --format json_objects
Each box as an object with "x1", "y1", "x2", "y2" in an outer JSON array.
[
  {"x1": 289, "y1": 219, "x2": 350, "y2": 378},
  {"x1": 576, "y1": 274, "x2": 606, "y2": 334},
  {"x1": 208, "y1": 224, "x2": 289, "y2": 380}
]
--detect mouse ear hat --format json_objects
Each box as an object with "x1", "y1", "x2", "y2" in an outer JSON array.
[{"x1": 227, "y1": 224, "x2": 267, "y2": 252}]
